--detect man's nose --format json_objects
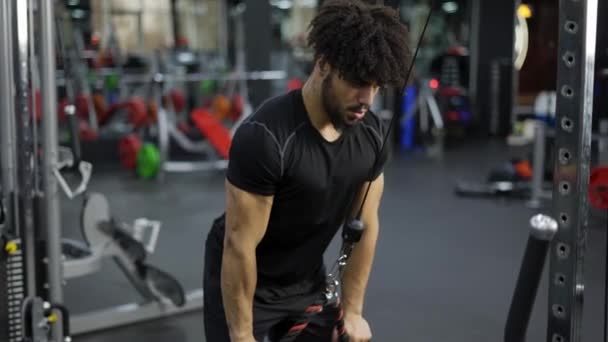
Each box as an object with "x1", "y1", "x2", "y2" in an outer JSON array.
[{"x1": 357, "y1": 86, "x2": 375, "y2": 108}]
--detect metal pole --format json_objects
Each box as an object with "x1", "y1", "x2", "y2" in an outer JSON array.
[
  {"x1": 489, "y1": 60, "x2": 500, "y2": 135},
  {"x1": 218, "y1": 0, "x2": 228, "y2": 64},
  {"x1": 101, "y1": 0, "x2": 111, "y2": 50},
  {"x1": 598, "y1": 119, "x2": 608, "y2": 165},
  {"x1": 1, "y1": 5, "x2": 24, "y2": 341},
  {"x1": 233, "y1": 5, "x2": 249, "y2": 104},
  {"x1": 40, "y1": 1, "x2": 65, "y2": 341},
  {"x1": 468, "y1": 0, "x2": 480, "y2": 122},
  {"x1": 29, "y1": 0, "x2": 40, "y2": 196},
  {"x1": 546, "y1": 0, "x2": 597, "y2": 341},
  {"x1": 527, "y1": 121, "x2": 546, "y2": 209},
  {"x1": 13, "y1": 0, "x2": 38, "y2": 299},
  {"x1": 171, "y1": 0, "x2": 180, "y2": 47},
  {"x1": 419, "y1": 84, "x2": 429, "y2": 133},
  {"x1": 0, "y1": 0, "x2": 16, "y2": 236},
  {"x1": 504, "y1": 215, "x2": 558, "y2": 342}
]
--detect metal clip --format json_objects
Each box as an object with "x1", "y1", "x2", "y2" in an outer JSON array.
[{"x1": 53, "y1": 147, "x2": 92, "y2": 199}]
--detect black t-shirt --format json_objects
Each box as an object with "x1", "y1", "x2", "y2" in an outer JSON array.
[{"x1": 213, "y1": 89, "x2": 388, "y2": 291}]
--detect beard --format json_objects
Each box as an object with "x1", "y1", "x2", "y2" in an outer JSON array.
[{"x1": 321, "y1": 73, "x2": 356, "y2": 132}]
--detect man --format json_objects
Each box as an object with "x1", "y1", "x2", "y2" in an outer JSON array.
[{"x1": 203, "y1": 1, "x2": 411, "y2": 341}]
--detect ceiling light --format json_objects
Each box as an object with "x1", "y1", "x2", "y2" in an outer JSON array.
[{"x1": 442, "y1": 2, "x2": 458, "y2": 14}]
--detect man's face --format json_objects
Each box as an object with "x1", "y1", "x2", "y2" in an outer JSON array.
[{"x1": 320, "y1": 70, "x2": 381, "y2": 131}]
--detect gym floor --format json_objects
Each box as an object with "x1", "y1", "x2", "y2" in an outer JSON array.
[{"x1": 61, "y1": 140, "x2": 606, "y2": 342}]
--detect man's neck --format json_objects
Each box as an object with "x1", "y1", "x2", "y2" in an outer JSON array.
[
  {"x1": 302, "y1": 79, "x2": 328, "y2": 130},
  {"x1": 302, "y1": 79, "x2": 344, "y2": 141}
]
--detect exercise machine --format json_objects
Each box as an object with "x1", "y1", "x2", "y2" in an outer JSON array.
[
  {"x1": 0, "y1": 1, "x2": 68, "y2": 340},
  {"x1": 55, "y1": 122, "x2": 196, "y2": 335},
  {"x1": 503, "y1": 1, "x2": 605, "y2": 342},
  {"x1": 0, "y1": 1, "x2": 200, "y2": 341},
  {"x1": 61, "y1": 190, "x2": 198, "y2": 335},
  {"x1": 153, "y1": 3, "x2": 286, "y2": 178}
]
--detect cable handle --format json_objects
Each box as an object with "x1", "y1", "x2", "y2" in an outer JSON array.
[{"x1": 343, "y1": 219, "x2": 365, "y2": 244}]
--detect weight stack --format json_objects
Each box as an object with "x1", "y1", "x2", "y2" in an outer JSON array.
[{"x1": 0, "y1": 239, "x2": 25, "y2": 342}]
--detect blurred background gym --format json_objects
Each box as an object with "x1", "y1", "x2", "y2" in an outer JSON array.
[{"x1": 1, "y1": 0, "x2": 607, "y2": 341}]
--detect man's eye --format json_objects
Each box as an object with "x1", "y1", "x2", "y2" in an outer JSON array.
[{"x1": 351, "y1": 80, "x2": 374, "y2": 88}]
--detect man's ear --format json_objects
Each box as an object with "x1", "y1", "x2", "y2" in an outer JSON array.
[{"x1": 316, "y1": 56, "x2": 329, "y2": 77}]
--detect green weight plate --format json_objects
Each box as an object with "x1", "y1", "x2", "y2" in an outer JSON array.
[
  {"x1": 136, "y1": 144, "x2": 161, "y2": 180},
  {"x1": 199, "y1": 79, "x2": 216, "y2": 95},
  {"x1": 105, "y1": 73, "x2": 120, "y2": 91}
]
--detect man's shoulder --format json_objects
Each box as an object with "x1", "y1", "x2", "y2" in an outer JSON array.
[
  {"x1": 357, "y1": 110, "x2": 387, "y2": 143},
  {"x1": 361, "y1": 110, "x2": 386, "y2": 129},
  {"x1": 247, "y1": 90, "x2": 302, "y2": 122},
  {"x1": 239, "y1": 90, "x2": 307, "y2": 144}
]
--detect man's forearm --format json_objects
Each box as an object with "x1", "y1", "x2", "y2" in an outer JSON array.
[
  {"x1": 340, "y1": 216, "x2": 379, "y2": 315},
  {"x1": 221, "y1": 239, "x2": 257, "y2": 340}
]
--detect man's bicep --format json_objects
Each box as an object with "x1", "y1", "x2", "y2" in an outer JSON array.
[
  {"x1": 352, "y1": 173, "x2": 385, "y2": 222},
  {"x1": 225, "y1": 179, "x2": 274, "y2": 247}
]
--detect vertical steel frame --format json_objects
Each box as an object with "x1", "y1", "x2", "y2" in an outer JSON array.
[
  {"x1": 218, "y1": 0, "x2": 228, "y2": 63},
  {"x1": 0, "y1": 0, "x2": 16, "y2": 236},
  {"x1": 40, "y1": 0, "x2": 65, "y2": 340},
  {"x1": 0, "y1": 1, "x2": 20, "y2": 341},
  {"x1": 547, "y1": 0, "x2": 598, "y2": 341},
  {"x1": 12, "y1": 0, "x2": 38, "y2": 299}
]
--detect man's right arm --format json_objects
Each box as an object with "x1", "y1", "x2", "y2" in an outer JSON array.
[{"x1": 221, "y1": 179, "x2": 274, "y2": 342}]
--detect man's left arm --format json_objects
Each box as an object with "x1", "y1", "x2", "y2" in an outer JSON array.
[{"x1": 341, "y1": 173, "x2": 385, "y2": 316}]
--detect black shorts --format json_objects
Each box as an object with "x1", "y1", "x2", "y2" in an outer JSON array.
[{"x1": 203, "y1": 217, "x2": 340, "y2": 342}]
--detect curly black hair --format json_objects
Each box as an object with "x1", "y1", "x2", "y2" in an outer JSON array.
[{"x1": 307, "y1": 0, "x2": 412, "y2": 89}]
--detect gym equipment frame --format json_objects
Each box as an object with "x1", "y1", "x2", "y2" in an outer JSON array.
[
  {"x1": 0, "y1": 1, "x2": 202, "y2": 341},
  {"x1": 504, "y1": 0, "x2": 600, "y2": 341}
]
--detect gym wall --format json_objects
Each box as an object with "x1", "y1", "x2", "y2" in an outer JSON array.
[{"x1": 90, "y1": 0, "x2": 221, "y2": 54}]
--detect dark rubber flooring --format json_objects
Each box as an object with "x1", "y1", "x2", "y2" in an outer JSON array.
[{"x1": 60, "y1": 139, "x2": 605, "y2": 341}]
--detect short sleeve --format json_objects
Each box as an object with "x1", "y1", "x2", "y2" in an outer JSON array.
[
  {"x1": 226, "y1": 123, "x2": 282, "y2": 196},
  {"x1": 366, "y1": 119, "x2": 390, "y2": 182}
]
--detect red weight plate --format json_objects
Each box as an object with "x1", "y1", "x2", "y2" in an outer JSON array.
[
  {"x1": 118, "y1": 134, "x2": 142, "y2": 170},
  {"x1": 589, "y1": 167, "x2": 608, "y2": 210},
  {"x1": 126, "y1": 97, "x2": 148, "y2": 127},
  {"x1": 170, "y1": 90, "x2": 187, "y2": 113}
]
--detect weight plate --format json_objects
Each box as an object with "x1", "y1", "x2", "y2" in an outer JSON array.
[{"x1": 136, "y1": 144, "x2": 161, "y2": 180}]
